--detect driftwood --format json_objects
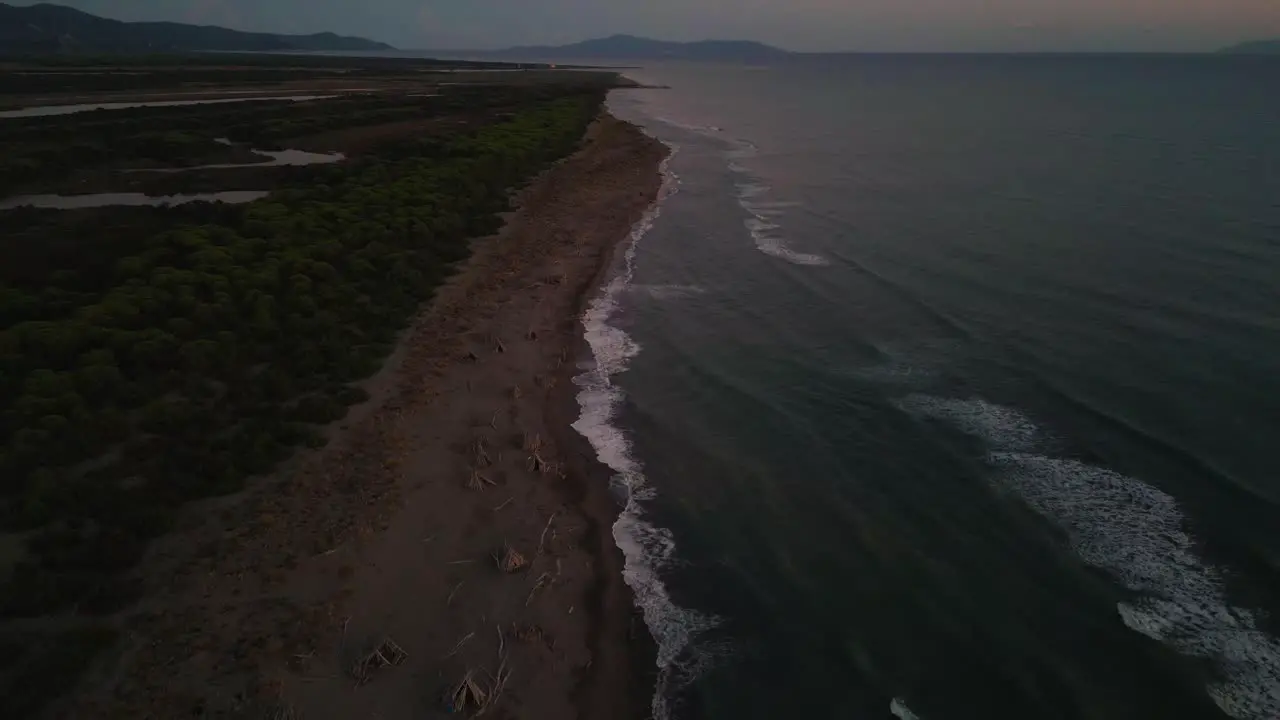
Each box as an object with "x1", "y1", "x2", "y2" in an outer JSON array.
[
  {"x1": 537, "y1": 511, "x2": 559, "y2": 555},
  {"x1": 448, "y1": 670, "x2": 487, "y2": 713},
  {"x1": 522, "y1": 432, "x2": 542, "y2": 454},
  {"x1": 524, "y1": 572, "x2": 553, "y2": 606},
  {"x1": 350, "y1": 637, "x2": 408, "y2": 686},
  {"x1": 526, "y1": 450, "x2": 559, "y2": 477},
  {"x1": 465, "y1": 468, "x2": 496, "y2": 490},
  {"x1": 511, "y1": 623, "x2": 545, "y2": 644},
  {"x1": 443, "y1": 631, "x2": 474, "y2": 659},
  {"x1": 470, "y1": 436, "x2": 492, "y2": 467},
  {"x1": 493, "y1": 544, "x2": 527, "y2": 573},
  {"x1": 447, "y1": 658, "x2": 511, "y2": 716}
]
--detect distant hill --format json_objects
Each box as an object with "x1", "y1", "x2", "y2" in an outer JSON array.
[
  {"x1": 480, "y1": 34, "x2": 790, "y2": 61},
  {"x1": 0, "y1": 2, "x2": 393, "y2": 53},
  {"x1": 1218, "y1": 39, "x2": 1280, "y2": 54}
]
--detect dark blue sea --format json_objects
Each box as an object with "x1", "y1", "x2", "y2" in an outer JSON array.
[{"x1": 567, "y1": 55, "x2": 1280, "y2": 720}]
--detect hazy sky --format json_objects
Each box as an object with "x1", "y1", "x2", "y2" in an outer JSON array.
[{"x1": 19, "y1": 0, "x2": 1280, "y2": 51}]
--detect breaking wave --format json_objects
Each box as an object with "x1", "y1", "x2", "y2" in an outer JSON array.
[
  {"x1": 570, "y1": 143, "x2": 721, "y2": 720},
  {"x1": 898, "y1": 395, "x2": 1280, "y2": 719}
]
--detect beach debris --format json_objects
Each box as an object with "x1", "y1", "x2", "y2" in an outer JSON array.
[
  {"x1": 511, "y1": 384, "x2": 522, "y2": 400},
  {"x1": 489, "y1": 410, "x2": 500, "y2": 429},
  {"x1": 466, "y1": 468, "x2": 496, "y2": 490},
  {"x1": 470, "y1": 436, "x2": 492, "y2": 467},
  {"x1": 526, "y1": 329, "x2": 538, "y2": 341},
  {"x1": 522, "y1": 431, "x2": 542, "y2": 453},
  {"x1": 447, "y1": 670, "x2": 487, "y2": 713},
  {"x1": 493, "y1": 544, "x2": 528, "y2": 574},
  {"x1": 525, "y1": 572, "x2": 553, "y2": 606},
  {"x1": 446, "y1": 658, "x2": 511, "y2": 716},
  {"x1": 447, "y1": 581, "x2": 464, "y2": 606},
  {"x1": 443, "y1": 631, "x2": 475, "y2": 659},
  {"x1": 537, "y1": 511, "x2": 559, "y2": 555},
  {"x1": 484, "y1": 657, "x2": 512, "y2": 714},
  {"x1": 493, "y1": 496, "x2": 514, "y2": 512},
  {"x1": 466, "y1": 350, "x2": 480, "y2": 362},
  {"x1": 350, "y1": 637, "x2": 408, "y2": 686},
  {"x1": 511, "y1": 623, "x2": 545, "y2": 644},
  {"x1": 493, "y1": 336, "x2": 506, "y2": 353},
  {"x1": 527, "y1": 450, "x2": 561, "y2": 477}
]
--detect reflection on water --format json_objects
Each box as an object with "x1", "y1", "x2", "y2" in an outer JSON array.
[
  {"x1": 0, "y1": 95, "x2": 340, "y2": 119},
  {"x1": 0, "y1": 191, "x2": 269, "y2": 210}
]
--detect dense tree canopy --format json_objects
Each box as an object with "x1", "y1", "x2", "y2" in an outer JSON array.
[{"x1": 0, "y1": 92, "x2": 603, "y2": 618}]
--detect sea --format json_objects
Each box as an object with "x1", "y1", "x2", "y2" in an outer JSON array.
[{"x1": 566, "y1": 55, "x2": 1280, "y2": 720}]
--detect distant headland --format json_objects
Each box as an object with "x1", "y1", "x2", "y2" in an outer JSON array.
[
  {"x1": 468, "y1": 34, "x2": 791, "y2": 61},
  {"x1": 0, "y1": 2, "x2": 393, "y2": 53}
]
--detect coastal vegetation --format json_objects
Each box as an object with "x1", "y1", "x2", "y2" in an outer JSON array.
[
  {"x1": 0, "y1": 83, "x2": 585, "y2": 195},
  {"x1": 0, "y1": 56, "x2": 614, "y2": 717}
]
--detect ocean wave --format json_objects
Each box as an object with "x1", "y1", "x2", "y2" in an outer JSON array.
[
  {"x1": 652, "y1": 115, "x2": 724, "y2": 136},
  {"x1": 628, "y1": 284, "x2": 708, "y2": 300},
  {"x1": 730, "y1": 161, "x2": 830, "y2": 268},
  {"x1": 845, "y1": 359, "x2": 938, "y2": 386},
  {"x1": 570, "y1": 143, "x2": 721, "y2": 720},
  {"x1": 894, "y1": 395, "x2": 1041, "y2": 452},
  {"x1": 890, "y1": 698, "x2": 922, "y2": 720},
  {"x1": 727, "y1": 139, "x2": 758, "y2": 160},
  {"x1": 899, "y1": 396, "x2": 1280, "y2": 719},
  {"x1": 742, "y1": 216, "x2": 830, "y2": 267}
]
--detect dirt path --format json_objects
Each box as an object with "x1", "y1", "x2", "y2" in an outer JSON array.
[{"x1": 63, "y1": 113, "x2": 666, "y2": 720}]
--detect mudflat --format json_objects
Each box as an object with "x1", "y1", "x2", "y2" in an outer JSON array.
[{"x1": 65, "y1": 113, "x2": 666, "y2": 719}]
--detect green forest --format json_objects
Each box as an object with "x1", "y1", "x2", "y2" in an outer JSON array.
[
  {"x1": 0, "y1": 83, "x2": 584, "y2": 196},
  {"x1": 0, "y1": 91, "x2": 602, "y2": 628}
]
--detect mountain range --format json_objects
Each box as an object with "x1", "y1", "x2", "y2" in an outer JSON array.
[
  {"x1": 466, "y1": 34, "x2": 1280, "y2": 60},
  {"x1": 1218, "y1": 39, "x2": 1280, "y2": 54},
  {"x1": 472, "y1": 34, "x2": 791, "y2": 62},
  {"x1": 0, "y1": 2, "x2": 392, "y2": 53}
]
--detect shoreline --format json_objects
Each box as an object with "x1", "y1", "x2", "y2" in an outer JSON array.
[
  {"x1": 548, "y1": 180, "x2": 664, "y2": 720},
  {"x1": 63, "y1": 109, "x2": 667, "y2": 718}
]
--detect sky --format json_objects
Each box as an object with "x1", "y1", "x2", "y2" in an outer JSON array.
[{"x1": 16, "y1": 0, "x2": 1280, "y2": 51}]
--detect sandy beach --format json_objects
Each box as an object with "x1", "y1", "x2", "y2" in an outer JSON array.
[{"x1": 64, "y1": 112, "x2": 667, "y2": 719}]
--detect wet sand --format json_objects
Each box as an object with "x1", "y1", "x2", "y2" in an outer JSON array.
[{"x1": 64, "y1": 113, "x2": 666, "y2": 719}]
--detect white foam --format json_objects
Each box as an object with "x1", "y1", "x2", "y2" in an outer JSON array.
[
  {"x1": 628, "y1": 284, "x2": 707, "y2": 300},
  {"x1": 652, "y1": 116, "x2": 724, "y2": 136},
  {"x1": 989, "y1": 452, "x2": 1280, "y2": 719},
  {"x1": 901, "y1": 395, "x2": 1280, "y2": 719},
  {"x1": 749, "y1": 200, "x2": 802, "y2": 210},
  {"x1": 890, "y1": 698, "x2": 922, "y2": 720},
  {"x1": 742, "y1": 216, "x2": 829, "y2": 266},
  {"x1": 570, "y1": 141, "x2": 720, "y2": 720},
  {"x1": 895, "y1": 395, "x2": 1041, "y2": 452},
  {"x1": 727, "y1": 139, "x2": 758, "y2": 160},
  {"x1": 846, "y1": 359, "x2": 937, "y2": 386},
  {"x1": 729, "y1": 157, "x2": 829, "y2": 268}
]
